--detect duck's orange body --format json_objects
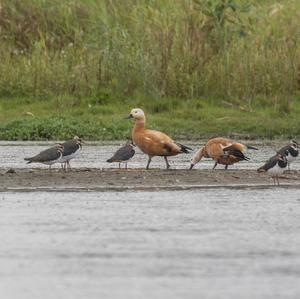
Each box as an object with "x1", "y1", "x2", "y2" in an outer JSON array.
[
  {"x1": 190, "y1": 137, "x2": 256, "y2": 169},
  {"x1": 133, "y1": 121, "x2": 182, "y2": 157},
  {"x1": 128, "y1": 108, "x2": 191, "y2": 169}
]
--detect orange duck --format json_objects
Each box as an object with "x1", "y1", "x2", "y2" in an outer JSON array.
[
  {"x1": 127, "y1": 108, "x2": 192, "y2": 169},
  {"x1": 190, "y1": 137, "x2": 257, "y2": 170}
]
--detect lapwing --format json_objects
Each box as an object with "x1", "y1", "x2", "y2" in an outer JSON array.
[
  {"x1": 257, "y1": 153, "x2": 288, "y2": 185},
  {"x1": 106, "y1": 140, "x2": 135, "y2": 169},
  {"x1": 190, "y1": 137, "x2": 258, "y2": 169},
  {"x1": 277, "y1": 140, "x2": 299, "y2": 170},
  {"x1": 127, "y1": 108, "x2": 192, "y2": 169},
  {"x1": 24, "y1": 144, "x2": 64, "y2": 169},
  {"x1": 60, "y1": 136, "x2": 83, "y2": 171}
]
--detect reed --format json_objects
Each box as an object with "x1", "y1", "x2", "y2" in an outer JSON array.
[{"x1": 0, "y1": 0, "x2": 298, "y2": 105}]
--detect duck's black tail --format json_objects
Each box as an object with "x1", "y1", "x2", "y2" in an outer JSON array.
[
  {"x1": 246, "y1": 144, "x2": 258, "y2": 150},
  {"x1": 24, "y1": 158, "x2": 32, "y2": 164},
  {"x1": 176, "y1": 143, "x2": 193, "y2": 153}
]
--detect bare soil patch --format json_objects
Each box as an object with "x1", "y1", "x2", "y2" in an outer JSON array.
[{"x1": 1, "y1": 168, "x2": 300, "y2": 191}]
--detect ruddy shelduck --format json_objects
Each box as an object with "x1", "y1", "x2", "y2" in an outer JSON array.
[
  {"x1": 127, "y1": 108, "x2": 192, "y2": 169},
  {"x1": 190, "y1": 137, "x2": 257, "y2": 170}
]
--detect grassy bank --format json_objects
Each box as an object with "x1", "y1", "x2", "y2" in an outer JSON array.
[
  {"x1": 0, "y1": 0, "x2": 299, "y2": 140},
  {"x1": 1, "y1": 96, "x2": 300, "y2": 140}
]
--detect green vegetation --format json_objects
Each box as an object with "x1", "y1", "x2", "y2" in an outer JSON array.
[
  {"x1": 0, "y1": 0, "x2": 299, "y2": 140},
  {"x1": 1, "y1": 96, "x2": 300, "y2": 140}
]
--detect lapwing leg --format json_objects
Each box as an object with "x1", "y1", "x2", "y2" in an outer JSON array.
[
  {"x1": 125, "y1": 162, "x2": 128, "y2": 170},
  {"x1": 67, "y1": 160, "x2": 71, "y2": 171},
  {"x1": 225, "y1": 165, "x2": 228, "y2": 170},
  {"x1": 118, "y1": 163, "x2": 121, "y2": 169},
  {"x1": 164, "y1": 156, "x2": 170, "y2": 169},
  {"x1": 273, "y1": 177, "x2": 276, "y2": 186},
  {"x1": 146, "y1": 156, "x2": 152, "y2": 170},
  {"x1": 277, "y1": 177, "x2": 280, "y2": 186},
  {"x1": 212, "y1": 162, "x2": 218, "y2": 170}
]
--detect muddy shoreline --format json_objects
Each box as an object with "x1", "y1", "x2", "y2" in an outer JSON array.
[{"x1": 1, "y1": 168, "x2": 300, "y2": 191}]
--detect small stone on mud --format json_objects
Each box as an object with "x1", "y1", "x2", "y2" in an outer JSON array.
[{"x1": 6, "y1": 168, "x2": 16, "y2": 174}]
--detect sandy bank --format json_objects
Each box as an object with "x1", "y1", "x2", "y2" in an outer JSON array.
[{"x1": 1, "y1": 168, "x2": 300, "y2": 192}]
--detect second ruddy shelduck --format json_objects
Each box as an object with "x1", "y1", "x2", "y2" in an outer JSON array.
[
  {"x1": 127, "y1": 108, "x2": 192, "y2": 169},
  {"x1": 190, "y1": 137, "x2": 258, "y2": 170}
]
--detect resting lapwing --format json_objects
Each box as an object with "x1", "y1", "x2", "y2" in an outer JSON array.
[
  {"x1": 107, "y1": 140, "x2": 135, "y2": 169},
  {"x1": 257, "y1": 154, "x2": 288, "y2": 185},
  {"x1": 60, "y1": 136, "x2": 83, "y2": 171},
  {"x1": 277, "y1": 140, "x2": 299, "y2": 170},
  {"x1": 24, "y1": 144, "x2": 64, "y2": 169}
]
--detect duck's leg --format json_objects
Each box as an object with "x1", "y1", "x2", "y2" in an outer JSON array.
[
  {"x1": 118, "y1": 163, "x2": 121, "y2": 169},
  {"x1": 164, "y1": 156, "x2": 170, "y2": 169},
  {"x1": 212, "y1": 162, "x2": 218, "y2": 170},
  {"x1": 125, "y1": 162, "x2": 128, "y2": 170},
  {"x1": 273, "y1": 177, "x2": 276, "y2": 186},
  {"x1": 277, "y1": 177, "x2": 280, "y2": 186},
  {"x1": 146, "y1": 156, "x2": 152, "y2": 170},
  {"x1": 225, "y1": 165, "x2": 228, "y2": 170},
  {"x1": 67, "y1": 160, "x2": 71, "y2": 170}
]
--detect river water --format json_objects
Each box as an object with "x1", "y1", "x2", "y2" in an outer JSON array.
[
  {"x1": 0, "y1": 141, "x2": 300, "y2": 298},
  {"x1": 0, "y1": 189, "x2": 300, "y2": 299}
]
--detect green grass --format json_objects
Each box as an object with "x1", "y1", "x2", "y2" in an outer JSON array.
[
  {"x1": 0, "y1": 0, "x2": 299, "y2": 140},
  {"x1": 1, "y1": 96, "x2": 300, "y2": 140},
  {"x1": 0, "y1": 0, "x2": 299, "y2": 102}
]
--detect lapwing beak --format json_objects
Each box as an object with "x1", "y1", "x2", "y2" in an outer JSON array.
[
  {"x1": 125, "y1": 114, "x2": 133, "y2": 119},
  {"x1": 189, "y1": 164, "x2": 194, "y2": 170}
]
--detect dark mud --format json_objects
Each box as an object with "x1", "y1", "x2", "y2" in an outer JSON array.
[{"x1": 1, "y1": 168, "x2": 300, "y2": 192}]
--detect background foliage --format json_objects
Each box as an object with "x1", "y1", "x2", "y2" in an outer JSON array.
[{"x1": 0, "y1": 0, "x2": 299, "y2": 139}]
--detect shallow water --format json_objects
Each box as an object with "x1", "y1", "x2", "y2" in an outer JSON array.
[
  {"x1": 1, "y1": 189, "x2": 300, "y2": 299},
  {"x1": 0, "y1": 140, "x2": 299, "y2": 170}
]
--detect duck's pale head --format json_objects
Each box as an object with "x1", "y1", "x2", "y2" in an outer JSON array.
[{"x1": 127, "y1": 108, "x2": 145, "y2": 121}]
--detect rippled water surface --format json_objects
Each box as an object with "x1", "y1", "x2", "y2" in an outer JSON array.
[{"x1": 1, "y1": 189, "x2": 300, "y2": 299}]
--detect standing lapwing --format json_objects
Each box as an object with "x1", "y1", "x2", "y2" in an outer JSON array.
[
  {"x1": 126, "y1": 108, "x2": 192, "y2": 169},
  {"x1": 24, "y1": 144, "x2": 64, "y2": 169},
  {"x1": 277, "y1": 140, "x2": 299, "y2": 170},
  {"x1": 106, "y1": 140, "x2": 135, "y2": 169},
  {"x1": 60, "y1": 136, "x2": 83, "y2": 171},
  {"x1": 190, "y1": 137, "x2": 258, "y2": 169},
  {"x1": 257, "y1": 153, "x2": 288, "y2": 185}
]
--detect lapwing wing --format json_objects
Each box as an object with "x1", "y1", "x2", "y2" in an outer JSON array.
[
  {"x1": 24, "y1": 144, "x2": 64, "y2": 169},
  {"x1": 257, "y1": 153, "x2": 288, "y2": 185},
  {"x1": 106, "y1": 140, "x2": 135, "y2": 169},
  {"x1": 127, "y1": 108, "x2": 192, "y2": 169},
  {"x1": 190, "y1": 137, "x2": 257, "y2": 169}
]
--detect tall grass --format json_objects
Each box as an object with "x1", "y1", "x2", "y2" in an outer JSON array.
[{"x1": 0, "y1": 0, "x2": 299, "y2": 108}]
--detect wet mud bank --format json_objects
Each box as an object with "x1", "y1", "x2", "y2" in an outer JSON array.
[{"x1": 1, "y1": 168, "x2": 300, "y2": 192}]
